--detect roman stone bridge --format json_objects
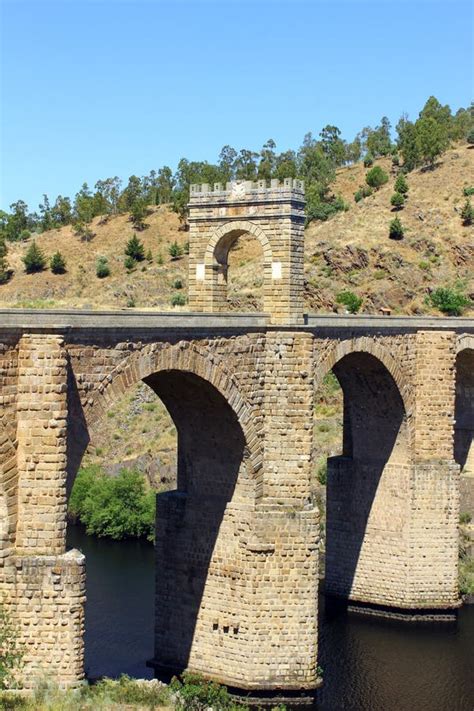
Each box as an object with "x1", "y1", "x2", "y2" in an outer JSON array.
[{"x1": 0, "y1": 180, "x2": 473, "y2": 696}]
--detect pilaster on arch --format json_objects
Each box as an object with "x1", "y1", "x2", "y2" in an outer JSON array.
[
  {"x1": 84, "y1": 341, "x2": 262, "y2": 481},
  {"x1": 315, "y1": 337, "x2": 412, "y2": 416},
  {"x1": 204, "y1": 220, "x2": 273, "y2": 265}
]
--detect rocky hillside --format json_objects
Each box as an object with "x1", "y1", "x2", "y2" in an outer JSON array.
[{"x1": 1, "y1": 144, "x2": 472, "y2": 315}]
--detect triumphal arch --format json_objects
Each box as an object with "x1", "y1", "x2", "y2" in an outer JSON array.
[{"x1": 0, "y1": 179, "x2": 472, "y2": 696}]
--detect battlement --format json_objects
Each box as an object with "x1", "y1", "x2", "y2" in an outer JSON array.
[{"x1": 189, "y1": 178, "x2": 305, "y2": 200}]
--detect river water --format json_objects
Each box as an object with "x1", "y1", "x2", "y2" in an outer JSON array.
[{"x1": 66, "y1": 525, "x2": 474, "y2": 711}]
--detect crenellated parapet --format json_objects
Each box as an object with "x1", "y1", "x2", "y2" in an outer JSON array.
[{"x1": 189, "y1": 178, "x2": 305, "y2": 201}]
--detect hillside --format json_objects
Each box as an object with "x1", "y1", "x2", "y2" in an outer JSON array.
[{"x1": 1, "y1": 144, "x2": 473, "y2": 315}]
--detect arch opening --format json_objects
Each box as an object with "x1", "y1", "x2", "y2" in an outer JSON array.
[
  {"x1": 205, "y1": 222, "x2": 273, "y2": 313},
  {"x1": 455, "y1": 348, "x2": 474, "y2": 474},
  {"x1": 66, "y1": 366, "x2": 250, "y2": 680},
  {"x1": 316, "y1": 351, "x2": 409, "y2": 605}
]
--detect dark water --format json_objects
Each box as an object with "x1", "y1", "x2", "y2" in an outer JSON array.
[{"x1": 67, "y1": 525, "x2": 474, "y2": 711}]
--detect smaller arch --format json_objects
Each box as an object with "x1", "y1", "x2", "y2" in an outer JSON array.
[
  {"x1": 457, "y1": 333, "x2": 474, "y2": 354},
  {"x1": 315, "y1": 337, "x2": 412, "y2": 417},
  {"x1": 204, "y1": 220, "x2": 273, "y2": 266}
]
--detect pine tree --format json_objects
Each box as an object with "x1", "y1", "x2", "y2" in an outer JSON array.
[
  {"x1": 389, "y1": 217, "x2": 404, "y2": 240},
  {"x1": 394, "y1": 174, "x2": 409, "y2": 195},
  {"x1": 461, "y1": 198, "x2": 474, "y2": 226},
  {"x1": 168, "y1": 241, "x2": 183, "y2": 260},
  {"x1": 23, "y1": 241, "x2": 46, "y2": 273},
  {"x1": 50, "y1": 251, "x2": 66, "y2": 274},
  {"x1": 390, "y1": 192, "x2": 404, "y2": 210},
  {"x1": 125, "y1": 234, "x2": 145, "y2": 262},
  {"x1": 96, "y1": 256, "x2": 110, "y2": 278},
  {"x1": 0, "y1": 237, "x2": 9, "y2": 283}
]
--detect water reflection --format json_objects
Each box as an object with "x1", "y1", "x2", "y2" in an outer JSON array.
[{"x1": 67, "y1": 525, "x2": 474, "y2": 710}]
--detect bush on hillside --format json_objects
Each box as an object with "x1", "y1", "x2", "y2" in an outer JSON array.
[
  {"x1": 468, "y1": 129, "x2": 474, "y2": 146},
  {"x1": 428, "y1": 287, "x2": 470, "y2": 316},
  {"x1": 19, "y1": 229, "x2": 31, "y2": 241},
  {"x1": 169, "y1": 241, "x2": 183, "y2": 260},
  {"x1": 365, "y1": 165, "x2": 389, "y2": 189},
  {"x1": 0, "y1": 602, "x2": 23, "y2": 689},
  {"x1": 69, "y1": 465, "x2": 156, "y2": 541},
  {"x1": 390, "y1": 192, "x2": 404, "y2": 210},
  {"x1": 461, "y1": 198, "x2": 474, "y2": 225},
  {"x1": 389, "y1": 216, "x2": 404, "y2": 240},
  {"x1": 336, "y1": 290, "x2": 362, "y2": 314},
  {"x1": 394, "y1": 173, "x2": 409, "y2": 195},
  {"x1": 363, "y1": 153, "x2": 374, "y2": 167},
  {"x1": 96, "y1": 256, "x2": 110, "y2": 278},
  {"x1": 50, "y1": 251, "x2": 66, "y2": 274},
  {"x1": 124, "y1": 255, "x2": 136, "y2": 271},
  {"x1": 22, "y1": 241, "x2": 46, "y2": 273},
  {"x1": 125, "y1": 234, "x2": 145, "y2": 261},
  {"x1": 145, "y1": 248, "x2": 153, "y2": 262},
  {"x1": 0, "y1": 239, "x2": 10, "y2": 284},
  {"x1": 171, "y1": 293, "x2": 186, "y2": 306},
  {"x1": 170, "y1": 672, "x2": 248, "y2": 711},
  {"x1": 463, "y1": 186, "x2": 474, "y2": 196},
  {"x1": 74, "y1": 222, "x2": 95, "y2": 242}
]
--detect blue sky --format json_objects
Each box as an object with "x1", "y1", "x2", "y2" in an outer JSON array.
[{"x1": 1, "y1": 0, "x2": 472, "y2": 211}]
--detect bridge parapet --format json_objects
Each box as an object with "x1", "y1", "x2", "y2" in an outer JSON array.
[{"x1": 189, "y1": 178, "x2": 305, "y2": 201}]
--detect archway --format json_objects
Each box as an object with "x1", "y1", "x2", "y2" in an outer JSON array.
[
  {"x1": 204, "y1": 221, "x2": 273, "y2": 313},
  {"x1": 66, "y1": 347, "x2": 258, "y2": 680},
  {"x1": 316, "y1": 350, "x2": 409, "y2": 606},
  {"x1": 455, "y1": 347, "x2": 474, "y2": 474}
]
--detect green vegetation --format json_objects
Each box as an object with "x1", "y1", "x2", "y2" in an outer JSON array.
[
  {"x1": 394, "y1": 173, "x2": 409, "y2": 195},
  {"x1": 172, "y1": 278, "x2": 183, "y2": 289},
  {"x1": 428, "y1": 286, "x2": 470, "y2": 316},
  {"x1": 336, "y1": 290, "x2": 362, "y2": 314},
  {"x1": 0, "y1": 96, "x2": 470, "y2": 239},
  {"x1": 171, "y1": 293, "x2": 186, "y2": 306},
  {"x1": 365, "y1": 165, "x2": 389, "y2": 189},
  {"x1": 389, "y1": 216, "x2": 404, "y2": 240},
  {"x1": 96, "y1": 256, "x2": 110, "y2": 278},
  {"x1": 22, "y1": 241, "x2": 46, "y2": 273},
  {"x1": 168, "y1": 241, "x2": 183, "y2": 260},
  {"x1": 145, "y1": 248, "x2": 153, "y2": 262},
  {"x1": 125, "y1": 234, "x2": 145, "y2": 262},
  {"x1": 0, "y1": 602, "x2": 23, "y2": 689},
  {"x1": 69, "y1": 465, "x2": 156, "y2": 541},
  {"x1": 170, "y1": 673, "x2": 251, "y2": 710},
  {"x1": 0, "y1": 238, "x2": 10, "y2": 284},
  {"x1": 50, "y1": 251, "x2": 66, "y2": 274},
  {"x1": 461, "y1": 198, "x2": 474, "y2": 225},
  {"x1": 124, "y1": 255, "x2": 136, "y2": 271},
  {"x1": 463, "y1": 186, "x2": 474, "y2": 196},
  {"x1": 390, "y1": 192, "x2": 404, "y2": 209}
]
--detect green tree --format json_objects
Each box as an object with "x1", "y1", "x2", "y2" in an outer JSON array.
[
  {"x1": 22, "y1": 240, "x2": 46, "y2": 273},
  {"x1": 0, "y1": 237, "x2": 10, "y2": 284},
  {"x1": 363, "y1": 153, "x2": 374, "y2": 167},
  {"x1": 319, "y1": 125, "x2": 346, "y2": 166},
  {"x1": 234, "y1": 148, "x2": 258, "y2": 180},
  {"x1": 396, "y1": 114, "x2": 420, "y2": 172},
  {"x1": 429, "y1": 287, "x2": 470, "y2": 316},
  {"x1": 366, "y1": 116, "x2": 393, "y2": 157},
  {"x1": 218, "y1": 145, "x2": 238, "y2": 183},
  {"x1": 125, "y1": 234, "x2": 145, "y2": 261},
  {"x1": 390, "y1": 192, "x2": 404, "y2": 209},
  {"x1": 461, "y1": 198, "x2": 474, "y2": 225},
  {"x1": 73, "y1": 183, "x2": 95, "y2": 223},
  {"x1": 94, "y1": 177, "x2": 122, "y2": 216},
  {"x1": 257, "y1": 138, "x2": 277, "y2": 180},
  {"x1": 155, "y1": 166, "x2": 175, "y2": 204},
  {"x1": 96, "y1": 256, "x2": 110, "y2": 278},
  {"x1": 119, "y1": 175, "x2": 143, "y2": 212},
  {"x1": 468, "y1": 128, "x2": 474, "y2": 146},
  {"x1": 51, "y1": 195, "x2": 73, "y2": 226},
  {"x1": 124, "y1": 255, "x2": 136, "y2": 271},
  {"x1": 39, "y1": 194, "x2": 55, "y2": 231},
  {"x1": 365, "y1": 165, "x2": 389, "y2": 189},
  {"x1": 394, "y1": 173, "x2": 409, "y2": 195},
  {"x1": 416, "y1": 116, "x2": 448, "y2": 167},
  {"x1": 336, "y1": 290, "x2": 362, "y2": 314},
  {"x1": 169, "y1": 240, "x2": 183, "y2": 260},
  {"x1": 130, "y1": 198, "x2": 148, "y2": 230},
  {"x1": 3, "y1": 200, "x2": 30, "y2": 241},
  {"x1": 50, "y1": 251, "x2": 66, "y2": 274},
  {"x1": 389, "y1": 216, "x2": 404, "y2": 239}
]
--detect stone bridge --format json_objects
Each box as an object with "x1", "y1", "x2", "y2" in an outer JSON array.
[{"x1": 0, "y1": 179, "x2": 473, "y2": 696}]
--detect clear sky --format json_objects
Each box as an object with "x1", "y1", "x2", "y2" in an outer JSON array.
[{"x1": 0, "y1": 0, "x2": 472, "y2": 211}]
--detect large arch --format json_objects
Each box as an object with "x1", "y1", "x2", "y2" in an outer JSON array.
[
  {"x1": 66, "y1": 341, "x2": 263, "y2": 680},
  {"x1": 454, "y1": 340, "x2": 474, "y2": 473},
  {"x1": 315, "y1": 345, "x2": 411, "y2": 606}
]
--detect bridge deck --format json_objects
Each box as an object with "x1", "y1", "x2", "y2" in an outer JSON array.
[{"x1": 0, "y1": 309, "x2": 473, "y2": 335}]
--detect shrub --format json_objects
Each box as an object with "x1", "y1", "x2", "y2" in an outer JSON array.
[
  {"x1": 124, "y1": 255, "x2": 136, "y2": 271},
  {"x1": 394, "y1": 173, "x2": 409, "y2": 195},
  {"x1": 461, "y1": 198, "x2": 474, "y2": 225},
  {"x1": 172, "y1": 278, "x2": 183, "y2": 289},
  {"x1": 170, "y1": 672, "x2": 247, "y2": 711},
  {"x1": 156, "y1": 252, "x2": 164, "y2": 265},
  {"x1": 460, "y1": 512, "x2": 472, "y2": 525},
  {"x1": 354, "y1": 190, "x2": 363, "y2": 203},
  {"x1": 171, "y1": 293, "x2": 186, "y2": 306},
  {"x1": 50, "y1": 251, "x2": 66, "y2": 274},
  {"x1": 22, "y1": 240, "x2": 46, "y2": 273},
  {"x1": 391, "y1": 154, "x2": 400, "y2": 167},
  {"x1": 19, "y1": 229, "x2": 31, "y2": 241},
  {"x1": 363, "y1": 153, "x2": 374, "y2": 167},
  {"x1": 184, "y1": 241, "x2": 190, "y2": 254},
  {"x1": 125, "y1": 234, "x2": 145, "y2": 261},
  {"x1": 96, "y1": 256, "x2": 110, "y2": 278},
  {"x1": 0, "y1": 238, "x2": 10, "y2": 284},
  {"x1": 73, "y1": 222, "x2": 95, "y2": 242},
  {"x1": 317, "y1": 461, "x2": 327, "y2": 486},
  {"x1": 366, "y1": 165, "x2": 389, "y2": 189},
  {"x1": 0, "y1": 602, "x2": 23, "y2": 689},
  {"x1": 69, "y1": 465, "x2": 156, "y2": 541},
  {"x1": 467, "y1": 128, "x2": 474, "y2": 145},
  {"x1": 389, "y1": 216, "x2": 404, "y2": 240},
  {"x1": 390, "y1": 192, "x2": 404, "y2": 209},
  {"x1": 169, "y1": 240, "x2": 183, "y2": 259},
  {"x1": 336, "y1": 290, "x2": 362, "y2": 314},
  {"x1": 463, "y1": 186, "x2": 474, "y2": 196},
  {"x1": 146, "y1": 248, "x2": 153, "y2": 262},
  {"x1": 428, "y1": 287, "x2": 470, "y2": 316}
]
